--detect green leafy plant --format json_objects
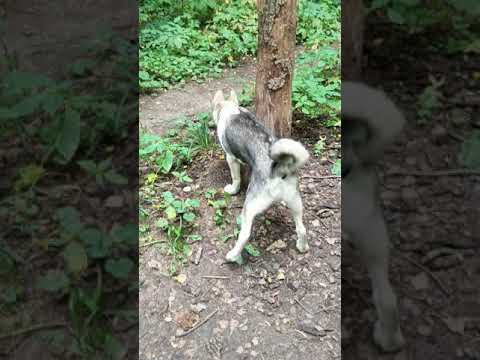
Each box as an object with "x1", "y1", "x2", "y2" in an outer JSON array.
[
  {"x1": 140, "y1": 132, "x2": 193, "y2": 174},
  {"x1": 77, "y1": 158, "x2": 128, "y2": 186},
  {"x1": 297, "y1": 0, "x2": 340, "y2": 49},
  {"x1": 293, "y1": 48, "x2": 340, "y2": 124},
  {"x1": 1, "y1": 32, "x2": 136, "y2": 166},
  {"x1": 155, "y1": 191, "x2": 201, "y2": 274},
  {"x1": 33, "y1": 206, "x2": 137, "y2": 357},
  {"x1": 239, "y1": 83, "x2": 255, "y2": 107},
  {"x1": 313, "y1": 138, "x2": 325, "y2": 156},
  {"x1": 331, "y1": 159, "x2": 341, "y2": 176},
  {"x1": 172, "y1": 170, "x2": 193, "y2": 184},
  {"x1": 417, "y1": 75, "x2": 444, "y2": 124},
  {"x1": 186, "y1": 112, "x2": 217, "y2": 152},
  {"x1": 206, "y1": 189, "x2": 232, "y2": 226}
]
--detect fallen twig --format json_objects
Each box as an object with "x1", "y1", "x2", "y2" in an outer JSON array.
[
  {"x1": 395, "y1": 249, "x2": 450, "y2": 296},
  {"x1": 140, "y1": 239, "x2": 166, "y2": 248},
  {"x1": 201, "y1": 275, "x2": 231, "y2": 280},
  {"x1": 176, "y1": 309, "x2": 218, "y2": 338},
  {"x1": 303, "y1": 175, "x2": 341, "y2": 180},
  {"x1": 294, "y1": 329, "x2": 309, "y2": 338},
  {"x1": 0, "y1": 322, "x2": 67, "y2": 341},
  {"x1": 294, "y1": 297, "x2": 312, "y2": 314},
  {"x1": 314, "y1": 304, "x2": 338, "y2": 315},
  {"x1": 387, "y1": 169, "x2": 480, "y2": 177}
]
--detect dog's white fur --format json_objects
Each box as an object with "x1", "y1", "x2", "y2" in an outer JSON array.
[
  {"x1": 343, "y1": 81, "x2": 406, "y2": 352},
  {"x1": 212, "y1": 89, "x2": 309, "y2": 263},
  {"x1": 271, "y1": 139, "x2": 310, "y2": 168}
]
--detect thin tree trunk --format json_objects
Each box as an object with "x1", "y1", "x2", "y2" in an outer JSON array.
[
  {"x1": 255, "y1": 0, "x2": 297, "y2": 138},
  {"x1": 341, "y1": 0, "x2": 365, "y2": 81}
]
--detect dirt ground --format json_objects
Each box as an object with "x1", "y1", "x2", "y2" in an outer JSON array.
[
  {"x1": 139, "y1": 61, "x2": 256, "y2": 134},
  {"x1": 139, "y1": 77, "x2": 341, "y2": 358},
  {"x1": 341, "y1": 20, "x2": 480, "y2": 359}
]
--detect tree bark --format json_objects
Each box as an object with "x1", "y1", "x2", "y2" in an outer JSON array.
[
  {"x1": 255, "y1": 0, "x2": 297, "y2": 138},
  {"x1": 341, "y1": 0, "x2": 365, "y2": 81}
]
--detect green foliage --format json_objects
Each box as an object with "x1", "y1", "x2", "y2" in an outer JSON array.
[
  {"x1": 313, "y1": 138, "x2": 325, "y2": 156},
  {"x1": 293, "y1": 48, "x2": 340, "y2": 125},
  {"x1": 238, "y1": 83, "x2": 255, "y2": 107},
  {"x1": 367, "y1": 0, "x2": 480, "y2": 53},
  {"x1": 140, "y1": 132, "x2": 193, "y2": 174},
  {"x1": 14, "y1": 164, "x2": 46, "y2": 192},
  {"x1": 206, "y1": 189, "x2": 232, "y2": 227},
  {"x1": 1, "y1": 31, "x2": 136, "y2": 165},
  {"x1": 417, "y1": 75, "x2": 444, "y2": 124},
  {"x1": 297, "y1": 0, "x2": 340, "y2": 49},
  {"x1": 78, "y1": 158, "x2": 128, "y2": 186},
  {"x1": 32, "y1": 206, "x2": 137, "y2": 356},
  {"x1": 139, "y1": 1, "x2": 257, "y2": 91},
  {"x1": 185, "y1": 112, "x2": 217, "y2": 152},
  {"x1": 155, "y1": 191, "x2": 201, "y2": 274},
  {"x1": 1, "y1": 29, "x2": 137, "y2": 358},
  {"x1": 172, "y1": 170, "x2": 193, "y2": 184},
  {"x1": 139, "y1": 0, "x2": 339, "y2": 91},
  {"x1": 460, "y1": 131, "x2": 480, "y2": 170},
  {"x1": 244, "y1": 243, "x2": 260, "y2": 257},
  {"x1": 331, "y1": 159, "x2": 341, "y2": 176}
]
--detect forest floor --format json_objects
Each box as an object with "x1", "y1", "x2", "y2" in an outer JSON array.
[
  {"x1": 139, "y1": 59, "x2": 342, "y2": 360},
  {"x1": 341, "y1": 19, "x2": 480, "y2": 360}
]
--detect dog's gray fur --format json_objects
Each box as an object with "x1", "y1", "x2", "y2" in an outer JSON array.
[
  {"x1": 342, "y1": 81, "x2": 406, "y2": 352},
  {"x1": 212, "y1": 89, "x2": 309, "y2": 264}
]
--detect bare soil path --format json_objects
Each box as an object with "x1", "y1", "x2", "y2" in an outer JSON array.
[{"x1": 139, "y1": 61, "x2": 256, "y2": 135}]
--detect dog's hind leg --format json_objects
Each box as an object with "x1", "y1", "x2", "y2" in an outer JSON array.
[
  {"x1": 285, "y1": 192, "x2": 308, "y2": 253},
  {"x1": 224, "y1": 154, "x2": 241, "y2": 195},
  {"x1": 354, "y1": 210, "x2": 405, "y2": 352},
  {"x1": 225, "y1": 193, "x2": 271, "y2": 263}
]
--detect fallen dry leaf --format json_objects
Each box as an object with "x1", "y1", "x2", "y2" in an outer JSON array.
[
  {"x1": 266, "y1": 240, "x2": 287, "y2": 253},
  {"x1": 175, "y1": 310, "x2": 199, "y2": 331},
  {"x1": 174, "y1": 274, "x2": 187, "y2": 284}
]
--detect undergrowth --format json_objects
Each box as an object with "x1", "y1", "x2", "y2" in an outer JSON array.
[
  {"x1": 139, "y1": 0, "x2": 340, "y2": 91},
  {"x1": 0, "y1": 29, "x2": 138, "y2": 358}
]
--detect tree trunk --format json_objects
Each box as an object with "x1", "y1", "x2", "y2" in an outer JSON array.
[
  {"x1": 255, "y1": 0, "x2": 297, "y2": 138},
  {"x1": 341, "y1": 0, "x2": 365, "y2": 81}
]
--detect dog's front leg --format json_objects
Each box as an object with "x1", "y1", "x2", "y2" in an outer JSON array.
[
  {"x1": 226, "y1": 195, "x2": 270, "y2": 263},
  {"x1": 224, "y1": 154, "x2": 241, "y2": 195},
  {"x1": 286, "y1": 193, "x2": 309, "y2": 253}
]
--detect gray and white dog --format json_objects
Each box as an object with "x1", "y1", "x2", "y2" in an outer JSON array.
[
  {"x1": 212, "y1": 89, "x2": 309, "y2": 264},
  {"x1": 342, "y1": 81, "x2": 406, "y2": 352}
]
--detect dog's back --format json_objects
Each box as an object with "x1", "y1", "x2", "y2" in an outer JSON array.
[{"x1": 220, "y1": 107, "x2": 276, "y2": 177}]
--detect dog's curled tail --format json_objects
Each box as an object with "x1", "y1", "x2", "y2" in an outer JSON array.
[
  {"x1": 342, "y1": 81, "x2": 405, "y2": 159},
  {"x1": 270, "y1": 138, "x2": 309, "y2": 177}
]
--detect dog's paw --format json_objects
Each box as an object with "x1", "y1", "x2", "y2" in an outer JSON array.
[
  {"x1": 296, "y1": 242, "x2": 309, "y2": 254},
  {"x1": 225, "y1": 250, "x2": 243, "y2": 264},
  {"x1": 373, "y1": 321, "x2": 405, "y2": 353},
  {"x1": 224, "y1": 184, "x2": 239, "y2": 195}
]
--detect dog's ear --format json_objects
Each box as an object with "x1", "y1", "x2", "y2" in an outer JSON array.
[
  {"x1": 213, "y1": 90, "x2": 225, "y2": 106},
  {"x1": 228, "y1": 89, "x2": 239, "y2": 105}
]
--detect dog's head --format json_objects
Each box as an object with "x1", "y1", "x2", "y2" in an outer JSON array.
[{"x1": 212, "y1": 89, "x2": 239, "y2": 124}]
